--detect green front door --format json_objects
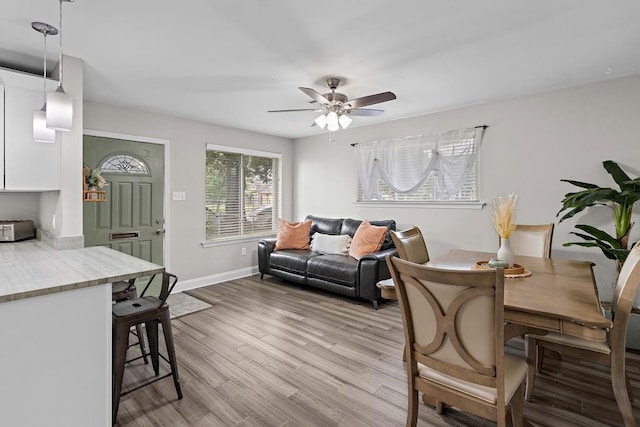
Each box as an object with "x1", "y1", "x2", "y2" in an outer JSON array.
[{"x1": 83, "y1": 136, "x2": 164, "y2": 265}]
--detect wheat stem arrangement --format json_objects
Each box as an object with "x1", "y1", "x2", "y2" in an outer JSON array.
[{"x1": 491, "y1": 192, "x2": 518, "y2": 239}]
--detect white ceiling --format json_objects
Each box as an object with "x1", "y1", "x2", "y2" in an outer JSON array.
[{"x1": 2, "y1": 1, "x2": 639, "y2": 139}]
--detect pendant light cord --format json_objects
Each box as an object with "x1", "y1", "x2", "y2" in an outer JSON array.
[
  {"x1": 43, "y1": 30, "x2": 47, "y2": 103},
  {"x1": 58, "y1": 0, "x2": 64, "y2": 87}
]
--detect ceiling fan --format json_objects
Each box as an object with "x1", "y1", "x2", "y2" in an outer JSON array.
[{"x1": 268, "y1": 77, "x2": 396, "y2": 131}]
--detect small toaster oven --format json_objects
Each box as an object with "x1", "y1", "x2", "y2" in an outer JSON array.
[{"x1": 0, "y1": 220, "x2": 36, "y2": 242}]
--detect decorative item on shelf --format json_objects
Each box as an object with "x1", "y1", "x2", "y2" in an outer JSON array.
[
  {"x1": 82, "y1": 165, "x2": 107, "y2": 202},
  {"x1": 491, "y1": 192, "x2": 518, "y2": 267}
]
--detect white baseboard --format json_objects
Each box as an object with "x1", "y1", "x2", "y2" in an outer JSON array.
[{"x1": 173, "y1": 266, "x2": 259, "y2": 293}]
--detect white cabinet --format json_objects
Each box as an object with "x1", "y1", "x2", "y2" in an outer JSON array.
[{"x1": 0, "y1": 68, "x2": 60, "y2": 191}]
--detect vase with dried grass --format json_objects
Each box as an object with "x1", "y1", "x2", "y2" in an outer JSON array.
[{"x1": 491, "y1": 192, "x2": 518, "y2": 267}]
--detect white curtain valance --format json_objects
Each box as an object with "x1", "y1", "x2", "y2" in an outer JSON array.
[{"x1": 354, "y1": 126, "x2": 485, "y2": 200}]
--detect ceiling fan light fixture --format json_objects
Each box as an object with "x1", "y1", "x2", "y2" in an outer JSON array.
[
  {"x1": 327, "y1": 121, "x2": 339, "y2": 132},
  {"x1": 326, "y1": 111, "x2": 338, "y2": 126},
  {"x1": 338, "y1": 113, "x2": 352, "y2": 129},
  {"x1": 314, "y1": 114, "x2": 327, "y2": 129}
]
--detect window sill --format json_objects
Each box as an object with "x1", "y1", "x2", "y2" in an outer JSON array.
[
  {"x1": 354, "y1": 201, "x2": 486, "y2": 210},
  {"x1": 201, "y1": 233, "x2": 276, "y2": 248}
]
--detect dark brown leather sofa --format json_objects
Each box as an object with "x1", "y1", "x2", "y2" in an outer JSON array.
[{"x1": 257, "y1": 215, "x2": 397, "y2": 309}]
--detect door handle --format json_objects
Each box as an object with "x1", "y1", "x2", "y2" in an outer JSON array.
[{"x1": 155, "y1": 228, "x2": 165, "y2": 235}]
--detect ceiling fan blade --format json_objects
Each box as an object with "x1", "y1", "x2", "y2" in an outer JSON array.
[
  {"x1": 267, "y1": 108, "x2": 319, "y2": 113},
  {"x1": 345, "y1": 91, "x2": 396, "y2": 109},
  {"x1": 348, "y1": 108, "x2": 384, "y2": 117},
  {"x1": 299, "y1": 87, "x2": 330, "y2": 104}
]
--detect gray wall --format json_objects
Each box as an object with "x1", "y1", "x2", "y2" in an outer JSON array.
[
  {"x1": 292, "y1": 73, "x2": 640, "y2": 302},
  {"x1": 84, "y1": 102, "x2": 293, "y2": 287}
]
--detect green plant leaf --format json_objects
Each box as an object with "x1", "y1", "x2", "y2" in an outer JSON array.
[
  {"x1": 563, "y1": 241, "x2": 619, "y2": 260},
  {"x1": 603, "y1": 160, "x2": 631, "y2": 189},
  {"x1": 560, "y1": 179, "x2": 599, "y2": 189},
  {"x1": 573, "y1": 224, "x2": 621, "y2": 248}
]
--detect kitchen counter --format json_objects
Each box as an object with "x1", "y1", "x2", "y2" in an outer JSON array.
[
  {"x1": 0, "y1": 241, "x2": 164, "y2": 427},
  {"x1": 0, "y1": 240, "x2": 164, "y2": 303}
]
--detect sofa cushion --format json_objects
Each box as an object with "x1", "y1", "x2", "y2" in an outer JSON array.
[
  {"x1": 348, "y1": 220, "x2": 387, "y2": 260},
  {"x1": 307, "y1": 255, "x2": 358, "y2": 287},
  {"x1": 311, "y1": 233, "x2": 352, "y2": 255},
  {"x1": 270, "y1": 249, "x2": 320, "y2": 275},
  {"x1": 305, "y1": 215, "x2": 344, "y2": 236},
  {"x1": 275, "y1": 219, "x2": 312, "y2": 250},
  {"x1": 341, "y1": 218, "x2": 397, "y2": 250}
]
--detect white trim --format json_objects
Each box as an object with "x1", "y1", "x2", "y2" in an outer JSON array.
[
  {"x1": 83, "y1": 129, "x2": 172, "y2": 270},
  {"x1": 206, "y1": 143, "x2": 282, "y2": 159},
  {"x1": 201, "y1": 234, "x2": 275, "y2": 248},
  {"x1": 172, "y1": 266, "x2": 259, "y2": 293},
  {"x1": 354, "y1": 201, "x2": 486, "y2": 210}
]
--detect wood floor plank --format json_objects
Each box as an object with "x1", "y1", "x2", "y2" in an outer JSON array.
[{"x1": 115, "y1": 274, "x2": 640, "y2": 426}]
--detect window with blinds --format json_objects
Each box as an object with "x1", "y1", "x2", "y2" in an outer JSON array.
[
  {"x1": 205, "y1": 144, "x2": 281, "y2": 242},
  {"x1": 357, "y1": 137, "x2": 480, "y2": 203}
]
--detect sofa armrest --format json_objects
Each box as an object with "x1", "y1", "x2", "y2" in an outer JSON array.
[
  {"x1": 360, "y1": 247, "x2": 398, "y2": 262},
  {"x1": 258, "y1": 238, "x2": 277, "y2": 276},
  {"x1": 357, "y1": 247, "x2": 398, "y2": 302}
]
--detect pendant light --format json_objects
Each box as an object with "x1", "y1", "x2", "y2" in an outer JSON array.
[
  {"x1": 46, "y1": 0, "x2": 74, "y2": 131},
  {"x1": 32, "y1": 22, "x2": 58, "y2": 143}
]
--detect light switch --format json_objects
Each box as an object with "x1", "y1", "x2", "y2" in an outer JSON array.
[{"x1": 173, "y1": 191, "x2": 186, "y2": 201}]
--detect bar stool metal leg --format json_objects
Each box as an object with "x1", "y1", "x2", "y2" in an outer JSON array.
[
  {"x1": 112, "y1": 321, "x2": 131, "y2": 425},
  {"x1": 160, "y1": 309, "x2": 183, "y2": 398}
]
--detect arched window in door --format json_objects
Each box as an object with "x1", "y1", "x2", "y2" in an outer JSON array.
[{"x1": 98, "y1": 153, "x2": 151, "y2": 175}]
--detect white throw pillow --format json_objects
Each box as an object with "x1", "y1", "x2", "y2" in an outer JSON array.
[{"x1": 311, "y1": 232, "x2": 351, "y2": 255}]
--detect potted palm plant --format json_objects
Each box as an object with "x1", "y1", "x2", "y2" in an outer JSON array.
[{"x1": 558, "y1": 160, "x2": 640, "y2": 270}]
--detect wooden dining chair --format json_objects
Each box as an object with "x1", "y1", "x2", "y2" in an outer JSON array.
[
  {"x1": 507, "y1": 224, "x2": 554, "y2": 258},
  {"x1": 390, "y1": 227, "x2": 430, "y2": 264},
  {"x1": 387, "y1": 256, "x2": 527, "y2": 426},
  {"x1": 526, "y1": 242, "x2": 640, "y2": 426}
]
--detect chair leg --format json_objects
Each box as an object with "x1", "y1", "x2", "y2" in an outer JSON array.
[
  {"x1": 611, "y1": 357, "x2": 636, "y2": 427},
  {"x1": 525, "y1": 336, "x2": 537, "y2": 401},
  {"x1": 134, "y1": 324, "x2": 148, "y2": 364},
  {"x1": 146, "y1": 320, "x2": 160, "y2": 375},
  {"x1": 535, "y1": 344, "x2": 544, "y2": 373},
  {"x1": 407, "y1": 388, "x2": 418, "y2": 427},
  {"x1": 509, "y1": 382, "x2": 525, "y2": 427},
  {"x1": 373, "y1": 299, "x2": 379, "y2": 310},
  {"x1": 160, "y1": 309, "x2": 183, "y2": 399},
  {"x1": 112, "y1": 321, "x2": 130, "y2": 425}
]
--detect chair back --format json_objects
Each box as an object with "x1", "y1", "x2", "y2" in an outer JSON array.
[
  {"x1": 508, "y1": 224, "x2": 554, "y2": 258},
  {"x1": 387, "y1": 256, "x2": 505, "y2": 390},
  {"x1": 610, "y1": 242, "x2": 640, "y2": 348},
  {"x1": 390, "y1": 227, "x2": 430, "y2": 264},
  {"x1": 140, "y1": 272, "x2": 178, "y2": 306}
]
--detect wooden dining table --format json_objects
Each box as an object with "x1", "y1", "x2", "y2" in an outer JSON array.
[{"x1": 379, "y1": 249, "x2": 612, "y2": 341}]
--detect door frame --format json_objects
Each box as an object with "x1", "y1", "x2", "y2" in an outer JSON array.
[{"x1": 83, "y1": 129, "x2": 171, "y2": 270}]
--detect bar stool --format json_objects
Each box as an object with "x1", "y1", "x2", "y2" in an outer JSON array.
[
  {"x1": 111, "y1": 279, "x2": 147, "y2": 364},
  {"x1": 112, "y1": 272, "x2": 183, "y2": 425}
]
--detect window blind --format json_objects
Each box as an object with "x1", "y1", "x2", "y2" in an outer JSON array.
[{"x1": 205, "y1": 145, "x2": 281, "y2": 241}]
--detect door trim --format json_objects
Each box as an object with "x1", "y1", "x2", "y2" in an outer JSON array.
[{"x1": 83, "y1": 129, "x2": 171, "y2": 270}]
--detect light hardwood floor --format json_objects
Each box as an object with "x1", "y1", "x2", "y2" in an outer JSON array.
[{"x1": 116, "y1": 275, "x2": 640, "y2": 426}]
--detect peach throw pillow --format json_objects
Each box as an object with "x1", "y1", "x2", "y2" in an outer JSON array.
[
  {"x1": 275, "y1": 219, "x2": 312, "y2": 250},
  {"x1": 349, "y1": 220, "x2": 387, "y2": 260}
]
